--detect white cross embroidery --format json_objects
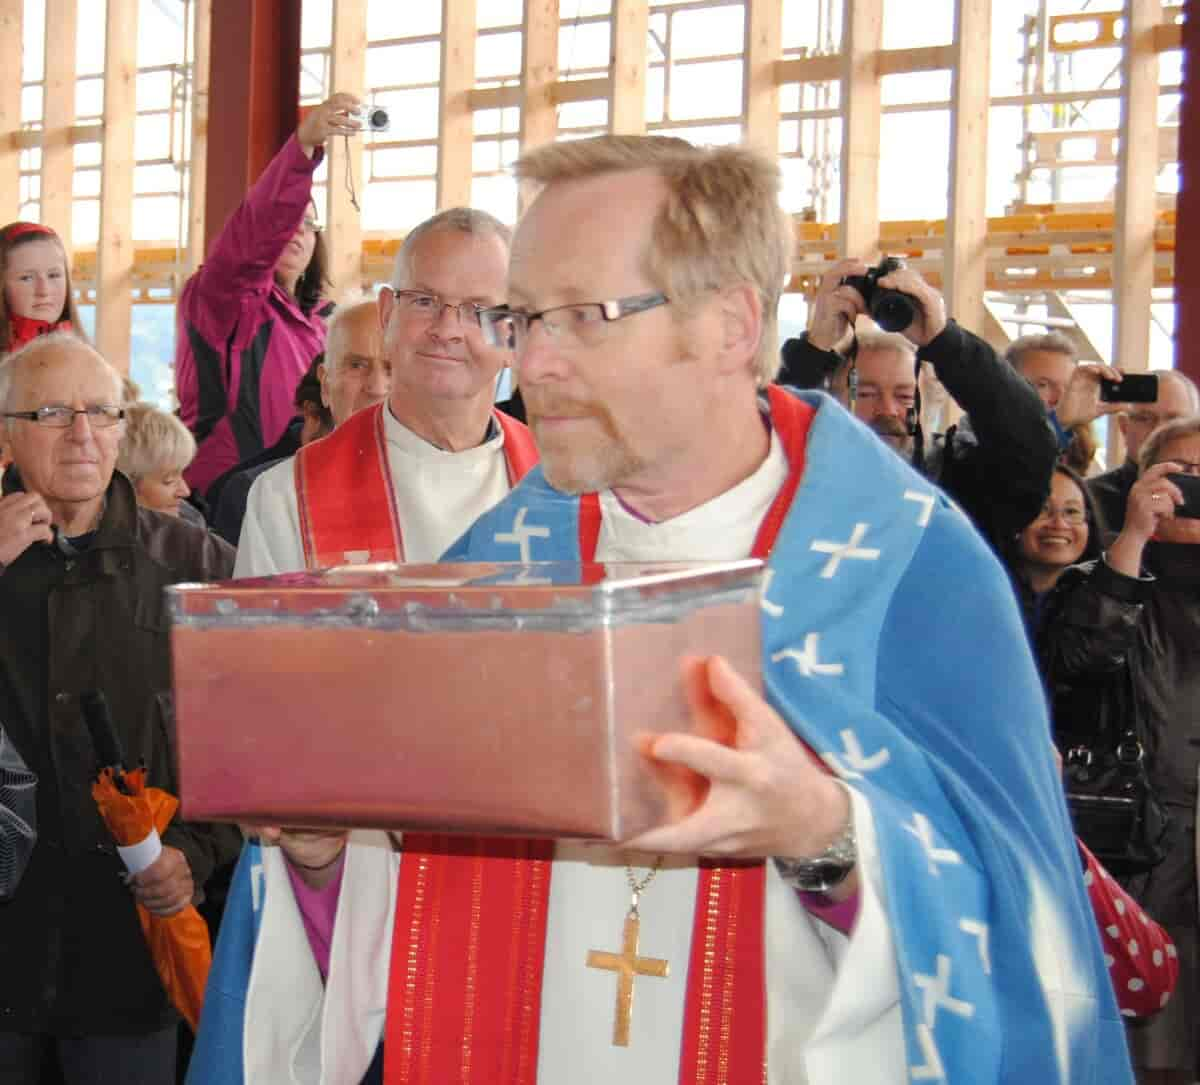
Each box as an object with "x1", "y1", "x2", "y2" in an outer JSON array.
[
  {"x1": 904, "y1": 813, "x2": 963, "y2": 876},
  {"x1": 959, "y1": 919, "x2": 992, "y2": 975},
  {"x1": 914, "y1": 954, "x2": 976, "y2": 1029},
  {"x1": 771, "y1": 634, "x2": 845, "y2": 678},
  {"x1": 760, "y1": 569, "x2": 784, "y2": 618},
  {"x1": 810, "y1": 522, "x2": 881, "y2": 579},
  {"x1": 827, "y1": 728, "x2": 891, "y2": 775},
  {"x1": 909, "y1": 1023, "x2": 947, "y2": 1081},
  {"x1": 903, "y1": 489, "x2": 936, "y2": 527},
  {"x1": 493, "y1": 507, "x2": 550, "y2": 563}
]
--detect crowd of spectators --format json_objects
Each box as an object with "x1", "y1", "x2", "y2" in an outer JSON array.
[{"x1": 0, "y1": 91, "x2": 1197, "y2": 1085}]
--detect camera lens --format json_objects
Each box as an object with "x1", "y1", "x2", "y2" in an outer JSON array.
[
  {"x1": 367, "y1": 107, "x2": 390, "y2": 132},
  {"x1": 871, "y1": 290, "x2": 916, "y2": 333}
]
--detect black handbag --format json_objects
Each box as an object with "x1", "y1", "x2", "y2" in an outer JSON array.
[
  {"x1": 0, "y1": 725, "x2": 37, "y2": 901},
  {"x1": 1063, "y1": 725, "x2": 1171, "y2": 876}
]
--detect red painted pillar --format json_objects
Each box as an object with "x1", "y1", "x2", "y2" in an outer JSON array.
[
  {"x1": 1175, "y1": 0, "x2": 1200, "y2": 383},
  {"x1": 202, "y1": 0, "x2": 303, "y2": 259}
]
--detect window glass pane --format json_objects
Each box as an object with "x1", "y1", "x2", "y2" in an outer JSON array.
[
  {"x1": 883, "y1": 0, "x2": 953, "y2": 47},
  {"x1": 132, "y1": 195, "x2": 179, "y2": 240},
  {"x1": 671, "y1": 6, "x2": 745, "y2": 60},
  {"x1": 667, "y1": 60, "x2": 743, "y2": 121},
  {"x1": 879, "y1": 110, "x2": 950, "y2": 219},
  {"x1": 376, "y1": 88, "x2": 440, "y2": 140},
  {"x1": 478, "y1": 0, "x2": 523, "y2": 30},
  {"x1": 368, "y1": 41, "x2": 440, "y2": 88},
  {"x1": 471, "y1": 173, "x2": 518, "y2": 226},
  {"x1": 302, "y1": 0, "x2": 332, "y2": 49},
  {"x1": 23, "y1": 0, "x2": 45, "y2": 82},
  {"x1": 135, "y1": 114, "x2": 173, "y2": 162},
  {"x1": 880, "y1": 72, "x2": 952, "y2": 107},
  {"x1": 476, "y1": 31, "x2": 522, "y2": 80},
  {"x1": 77, "y1": 2, "x2": 105, "y2": 75},
  {"x1": 137, "y1": 0, "x2": 185, "y2": 63},
  {"x1": 73, "y1": 198, "x2": 100, "y2": 245},
  {"x1": 557, "y1": 98, "x2": 609, "y2": 131},
  {"x1": 370, "y1": 145, "x2": 439, "y2": 180},
  {"x1": 130, "y1": 303, "x2": 178, "y2": 408},
  {"x1": 367, "y1": 0, "x2": 441, "y2": 38},
  {"x1": 22, "y1": 84, "x2": 42, "y2": 125},
  {"x1": 76, "y1": 76, "x2": 103, "y2": 119},
  {"x1": 363, "y1": 180, "x2": 436, "y2": 232},
  {"x1": 558, "y1": 20, "x2": 611, "y2": 71},
  {"x1": 136, "y1": 69, "x2": 175, "y2": 112}
]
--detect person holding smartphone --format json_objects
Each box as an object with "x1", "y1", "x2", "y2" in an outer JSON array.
[
  {"x1": 1039, "y1": 415, "x2": 1200, "y2": 1083},
  {"x1": 1088, "y1": 370, "x2": 1200, "y2": 536}
]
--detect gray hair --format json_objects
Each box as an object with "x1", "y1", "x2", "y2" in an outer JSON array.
[
  {"x1": 856, "y1": 329, "x2": 917, "y2": 363},
  {"x1": 1138, "y1": 413, "x2": 1200, "y2": 474},
  {"x1": 1159, "y1": 369, "x2": 1200, "y2": 412},
  {"x1": 391, "y1": 207, "x2": 512, "y2": 288},
  {"x1": 1004, "y1": 331, "x2": 1079, "y2": 371},
  {"x1": 323, "y1": 298, "x2": 380, "y2": 368},
  {"x1": 0, "y1": 332, "x2": 122, "y2": 432},
  {"x1": 116, "y1": 402, "x2": 197, "y2": 479}
]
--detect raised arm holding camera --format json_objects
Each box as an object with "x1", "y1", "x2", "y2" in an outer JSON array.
[
  {"x1": 778, "y1": 258, "x2": 1058, "y2": 551},
  {"x1": 173, "y1": 93, "x2": 363, "y2": 498}
]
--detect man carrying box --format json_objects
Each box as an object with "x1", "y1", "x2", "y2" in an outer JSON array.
[{"x1": 195, "y1": 137, "x2": 1131, "y2": 1084}]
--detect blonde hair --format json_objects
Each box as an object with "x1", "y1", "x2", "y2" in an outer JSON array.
[
  {"x1": 514, "y1": 135, "x2": 791, "y2": 386},
  {"x1": 117, "y1": 402, "x2": 197, "y2": 480},
  {"x1": 1005, "y1": 331, "x2": 1079, "y2": 370},
  {"x1": 855, "y1": 329, "x2": 917, "y2": 363}
]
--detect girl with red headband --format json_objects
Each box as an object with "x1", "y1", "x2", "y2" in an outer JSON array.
[{"x1": 0, "y1": 221, "x2": 87, "y2": 355}]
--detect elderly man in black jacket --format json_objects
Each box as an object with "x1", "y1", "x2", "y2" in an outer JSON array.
[
  {"x1": 0, "y1": 334, "x2": 240, "y2": 1084},
  {"x1": 779, "y1": 260, "x2": 1057, "y2": 551}
]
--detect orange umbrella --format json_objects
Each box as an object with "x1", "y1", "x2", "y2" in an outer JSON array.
[{"x1": 91, "y1": 766, "x2": 212, "y2": 1032}]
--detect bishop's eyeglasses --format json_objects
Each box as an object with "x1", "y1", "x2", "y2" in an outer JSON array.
[{"x1": 479, "y1": 292, "x2": 670, "y2": 353}]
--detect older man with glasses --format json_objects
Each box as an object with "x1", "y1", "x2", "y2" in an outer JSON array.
[
  {"x1": 233, "y1": 206, "x2": 538, "y2": 577},
  {"x1": 0, "y1": 333, "x2": 240, "y2": 1084}
]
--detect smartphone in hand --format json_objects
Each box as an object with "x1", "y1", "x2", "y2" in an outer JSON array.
[
  {"x1": 1099, "y1": 373, "x2": 1159, "y2": 403},
  {"x1": 1167, "y1": 473, "x2": 1200, "y2": 519}
]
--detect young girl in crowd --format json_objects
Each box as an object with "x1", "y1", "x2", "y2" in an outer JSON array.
[
  {"x1": 0, "y1": 221, "x2": 87, "y2": 355},
  {"x1": 173, "y1": 93, "x2": 360, "y2": 497},
  {"x1": 116, "y1": 403, "x2": 197, "y2": 519}
]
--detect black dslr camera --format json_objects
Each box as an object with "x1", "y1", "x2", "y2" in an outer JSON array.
[{"x1": 840, "y1": 256, "x2": 917, "y2": 333}]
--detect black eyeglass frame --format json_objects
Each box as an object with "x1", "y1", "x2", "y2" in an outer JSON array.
[
  {"x1": 479, "y1": 291, "x2": 670, "y2": 351},
  {"x1": 3, "y1": 405, "x2": 126, "y2": 428}
]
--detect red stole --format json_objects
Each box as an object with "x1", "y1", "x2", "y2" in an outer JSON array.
[
  {"x1": 293, "y1": 402, "x2": 539, "y2": 569},
  {"x1": 385, "y1": 388, "x2": 816, "y2": 1084}
]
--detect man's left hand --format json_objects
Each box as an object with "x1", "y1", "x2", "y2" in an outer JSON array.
[
  {"x1": 1056, "y1": 362, "x2": 1125, "y2": 429},
  {"x1": 626, "y1": 656, "x2": 851, "y2": 863},
  {"x1": 131, "y1": 846, "x2": 194, "y2": 917},
  {"x1": 874, "y1": 265, "x2": 947, "y2": 348}
]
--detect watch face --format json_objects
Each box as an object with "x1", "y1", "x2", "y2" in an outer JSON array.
[{"x1": 775, "y1": 856, "x2": 854, "y2": 893}]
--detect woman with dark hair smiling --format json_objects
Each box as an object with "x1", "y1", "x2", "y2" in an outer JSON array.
[{"x1": 173, "y1": 93, "x2": 361, "y2": 497}]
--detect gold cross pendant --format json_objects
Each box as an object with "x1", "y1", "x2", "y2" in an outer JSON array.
[{"x1": 586, "y1": 910, "x2": 670, "y2": 1047}]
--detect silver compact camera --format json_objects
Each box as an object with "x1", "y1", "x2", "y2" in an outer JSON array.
[{"x1": 352, "y1": 104, "x2": 390, "y2": 133}]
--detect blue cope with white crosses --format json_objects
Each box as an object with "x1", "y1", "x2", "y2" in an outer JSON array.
[{"x1": 443, "y1": 389, "x2": 1133, "y2": 1084}]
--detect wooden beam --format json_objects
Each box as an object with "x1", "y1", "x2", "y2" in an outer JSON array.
[
  {"x1": 1113, "y1": 0, "x2": 1161, "y2": 374},
  {"x1": 41, "y1": 0, "x2": 78, "y2": 249},
  {"x1": 188, "y1": 0, "x2": 212, "y2": 271},
  {"x1": 776, "y1": 44, "x2": 956, "y2": 87},
  {"x1": 744, "y1": 0, "x2": 782, "y2": 154},
  {"x1": 839, "y1": 0, "x2": 883, "y2": 260},
  {"x1": 438, "y1": 0, "x2": 476, "y2": 210},
  {"x1": 611, "y1": 0, "x2": 648, "y2": 135},
  {"x1": 0, "y1": 0, "x2": 22, "y2": 219},
  {"x1": 470, "y1": 76, "x2": 610, "y2": 112},
  {"x1": 96, "y1": 0, "x2": 138, "y2": 372},
  {"x1": 520, "y1": 0, "x2": 559, "y2": 152},
  {"x1": 946, "y1": 0, "x2": 992, "y2": 335},
  {"x1": 327, "y1": 0, "x2": 367, "y2": 295}
]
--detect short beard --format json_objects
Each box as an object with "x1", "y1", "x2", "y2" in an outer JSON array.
[
  {"x1": 869, "y1": 416, "x2": 914, "y2": 459},
  {"x1": 526, "y1": 394, "x2": 644, "y2": 495}
]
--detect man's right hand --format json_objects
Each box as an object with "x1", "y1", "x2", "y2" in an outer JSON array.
[
  {"x1": 807, "y1": 259, "x2": 870, "y2": 351},
  {"x1": 0, "y1": 492, "x2": 53, "y2": 569},
  {"x1": 1107, "y1": 460, "x2": 1184, "y2": 577},
  {"x1": 255, "y1": 826, "x2": 349, "y2": 889},
  {"x1": 1056, "y1": 363, "x2": 1125, "y2": 429}
]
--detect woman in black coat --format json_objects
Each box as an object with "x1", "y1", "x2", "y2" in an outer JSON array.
[{"x1": 1039, "y1": 416, "x2": 1200, "y2": 1084}]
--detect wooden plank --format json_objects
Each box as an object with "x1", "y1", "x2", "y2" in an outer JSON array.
[
  {"x1": 839, "y1": 0, "x2": 883, "y2": 260},
  {"x1": 41, "y1": 0, "x2": 78, "y2": 249},
  {"x1": 187, "y1": 0, "x2": 212, "y2": 271},
  {"x1": 327, "y1": 0, "x2": 367, "y2": 294},
  {"x1": 611, "y1": 0, "x2": 648, "y2": 135},
  {"x1": 744, "y1": 0, "x2": 782, "y2": 154},
  {"x1": 520, "y1": 0, "x2": 559, "y2": 152},
  {"x1": 468, "y1": 84, "x2": 523, "y2": 111},
  {"x1": 96, "y1": 0, "x2": 138, "y2": 373},
  {"x1": 470, "y1": 76, "x2": 610, "y2": 112},
  {"x1": 946, "y1": 0, "x2": 991, "y2": 335},
  {"x1": 875, "y1": 44, "x2": 956, "y2": 76},
  {"x1": 0, "y1": 0, "x2": 22, "y2": 219},
  {"x1": 1113, "y1": 0, "x2": 1161, "y2": 375},
  {"x1": 438, "y1": 0, "x2": 477, "y2": 210}
]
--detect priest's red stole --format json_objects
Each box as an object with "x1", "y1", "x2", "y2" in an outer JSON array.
[
  {"x1": 385, "y1": 387, "x2": 815, "y2": 1084},
  {"x1": 294, "y1": 403, "x2": 539, "y2": 568}
]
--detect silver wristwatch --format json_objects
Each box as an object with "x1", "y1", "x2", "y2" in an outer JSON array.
[{"x1": 773, "y1": 807, "x2": 857, "y2": 894}]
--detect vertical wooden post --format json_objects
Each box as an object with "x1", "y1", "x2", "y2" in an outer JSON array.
[
  {"x1": 327, "y1": 0, "x2": 367, "y2": 295},
  {"x1": 611, "y1": 0, "x2": 648, "y2": 135},
  {"x1": 0, "y1": 0, "x2": 22, "y2": 220},
  {"x1": 744, "y1": 0, "x2": 782, "y2": 155},
  {"x1": 187, "y1": 0, "x2": 212, "y2": 271},
  {"x1": 839, "y1": 0, "x2": 882, "y2": 260},
  {"x1": 97, "y1": 0, "x2": 139, "y2": 372},
  {"x1": 1175, "y1": 0, "x2": 1200, "y2": 385},
  {"x1": 946, "y1": 0, "x2": 992, "y2": 335},
  {"x1": 439, "y1": 0, "x2": 477, "y2": 210},
  {"x1": 520, "y1": 0, "x2": 560, "y2": 152},
  {"x1": 41, "y1": 0, "x2": 78, "y2": 249},
  {"x1": 1113, "y1": 0, "x2": 1161, "y2": 374}
]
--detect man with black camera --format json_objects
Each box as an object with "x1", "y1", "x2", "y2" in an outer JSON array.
[{"x1": 779, "y1": 258, "x2": 1057, "y2": 551}]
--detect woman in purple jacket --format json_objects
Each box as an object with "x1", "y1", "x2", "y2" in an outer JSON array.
[{"x1": 175, "y1": 94, "x2": 361, "y2": 496}]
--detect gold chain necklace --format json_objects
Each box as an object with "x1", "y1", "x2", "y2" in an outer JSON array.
[{"x1": 585, "y1": 857, "x2": 670, "y2": 1047}]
